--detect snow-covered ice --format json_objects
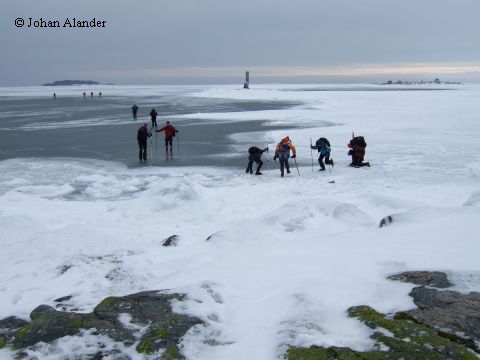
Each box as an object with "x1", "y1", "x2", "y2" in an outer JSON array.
[{"x1": 1, "y1": 84, "x2": 480, "y2": 359}]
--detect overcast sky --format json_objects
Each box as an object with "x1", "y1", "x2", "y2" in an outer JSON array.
[{"x1": 1, "y1": 0, "x2": 480, "y2": 85}]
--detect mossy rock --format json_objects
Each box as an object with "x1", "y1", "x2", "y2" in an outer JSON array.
[
  {"x1": 0, "y1": 336, "x2": 7, "y2": 349},
  {"x1": 136, "y1": 328, "x2": 169, "y2": 354},
  {"x1": 2, "y1": 291, "x2": 202, "y2": 359},
  {"x1": 136, "y1": 327, "x2": 184, "y2": 359},
  {"x1": 285, "y1": 306, "x2": 478, "y2": 360}
]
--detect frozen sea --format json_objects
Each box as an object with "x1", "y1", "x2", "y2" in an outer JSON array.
[{"x1": 1, "y1": 83, "x2": 480, "y2": 359}]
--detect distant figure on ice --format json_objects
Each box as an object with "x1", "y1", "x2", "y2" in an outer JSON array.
[
  {"x1": 90, "y1": 92, "x2": 93, "y2": 98},
  {"x1": 137, "y1": 123, "x2": 152, "y2": 162},
  {"x1": 149, "y1": 108, "x2": 158, "y2": 128},
  {"x1": 131, "y1": 104, "x2": 139, "y2": 120},
  {"x1": 246, "y1": 146, "x2": 268, "y2": 175},
  {"x1": 53, "y1": 93, "x2": 56, "y2": 99},
  {"x1": 311, "y1": 137, "x2": 334, "y2": 171},
  {"x1": 156, "y1": 121, "x2": 178, "y2": 155},
  {"x1": 273, "y1": 136, "x2": 296, "y2": 177},
  {"x1": 83, "y1": 92, "x2": 86, "y2": 99},
  {"x1": 348, "y1": 135, "x2": 370, "y2": 167},
  {"x1": 99, "y1": 92, "x2": 102, "y2": 97}
]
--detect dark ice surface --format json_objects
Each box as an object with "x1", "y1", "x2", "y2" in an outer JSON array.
[{"x1": 0, "y1": 90, "x2": 300, "y2": 168}]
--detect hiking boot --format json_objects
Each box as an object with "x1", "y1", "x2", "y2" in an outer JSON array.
[
  {"x1": 246, "y1": 169, "x2": 249, "y2": 173},
  {"x1": 281, "y1": 172, "x2": 284, "y2": 177},
  {"x1": 365, "y1": 162, "x2": 370, "y2": 167},
  {"x1": 255, "y1": 171, "x2": 263, "y2": 175},
  {"x1": 287, "y1": 170, "x2": 291, "y2": 174},
  {"x1": 319, "y1": 168, "x2": 325, "y2": 171}
]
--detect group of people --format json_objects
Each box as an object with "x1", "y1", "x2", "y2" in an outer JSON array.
[
  {"x1": 54, "y1": 92, "x2": 102, "y2": 99},
  {"x1": 131, "y1": 105, "x2": 158, "y2": 127},
  {"x1": 246, "y1": 135, "x2": 369, "y2": 177},
  {"x1": 83, "y1": 92, "x2": 101, "y2": 98},
  {"x1": 134, "y1": 105, "x2": 179, "y2": 162},
  {"x1": 133, "y1": 104, "x2": 369, "y2": 171},
  {"x1": 136, "y1": 120, "x2": 178, "y2": 162}
]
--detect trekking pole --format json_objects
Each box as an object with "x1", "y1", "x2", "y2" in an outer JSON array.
[
  {"x1": 266, "y1": 145, "x2": 270, "y2": 170},
  {"x1": 150, "y1": 129, "x2": 153, "y2": 159},
  {"x1": 177, "y1": 133, "x2": 179, "y2": 153},
  {"x1": 294, "y1": 158, "x2": 300, "y2": 176},
  {"x1": 310, "y1": 138, "x2": 314, "y2": 173}
]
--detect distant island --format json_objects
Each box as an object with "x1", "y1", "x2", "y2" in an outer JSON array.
[
  {"x1": 380, "y1": 78, "x2": 462, "y2": 86},
  {"x1": 42, "y1": 80, "x2": 101, "y2": 86}
]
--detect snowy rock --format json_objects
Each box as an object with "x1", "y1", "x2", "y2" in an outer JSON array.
[
  {"x1": 287, "y1": 306, "x2": 478, "y2": 360},
  {"x1": 162, "y1": 235, "x2": 179, "y2": 247},
  {"x1": 388, "y1": 271, "x2": 452, "y2": 288},
  {"x1": 0, "y1": 291, "x2": 203, "y2": 358},
  {"x1": 0, "y1": 316, "x2": 29, "y2": 349},
  {"x1": 53, "y1": 295, "x2": 73, "y2": 303},
  {"x1": 403, "y1": 286, "x2": 480, "y2": 351},
  {"x1": 378, "y1": 215, "x2": 393, "y2": 228}
]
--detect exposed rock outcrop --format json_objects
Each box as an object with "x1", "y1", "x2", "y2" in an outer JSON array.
[{"x1": 0, "y1": 291, "x2": 203, "y2": 359}]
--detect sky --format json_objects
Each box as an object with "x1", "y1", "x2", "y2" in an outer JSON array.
[{"x1": 1, "y1": 0, "x2": 480, "y2": 86}]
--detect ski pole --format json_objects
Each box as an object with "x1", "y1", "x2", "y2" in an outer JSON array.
[
  {"x1": 310, "y1": 138, "x2": 313, "y2": 173},
  {"x1": 294, "y1": 158, "x2": 300, "y2": 176},
  {"x1": 266, "y1": 144, "x2": 270, "y2": 170},
  {"x1": 150, "y1": 128, "x2": 153, "y2": 159}
]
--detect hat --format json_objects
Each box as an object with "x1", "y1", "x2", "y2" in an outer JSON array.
[
  {"x1": 143, "y1": 123, "x2": 148, "y2": 127},
  {"x1": 281, "y1": 136, "x2": 290, "y2": 143}
]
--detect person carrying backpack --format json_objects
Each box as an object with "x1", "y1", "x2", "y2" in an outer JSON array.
[
  {"x1": 149, "y1": 108, "x2": 158, "y2": 128},
  {"x1": 273, "y1": 136, "x2": 296, "y2": 177},
  {"x1": 246, "y1": 146, "x2": 269, "y2": 175},
  {"x1": 137, "y1": 123, "x2": 152, "y2": 162},
  {"x1": 131, "y1": 104, "x2": 139, "y2": 120},
  {"x1": 311, "y1": 137, "x2": 334, "y2": 171},
  {"x1": 156, "y1": 121, "x2": 178, "y2": 155},
  {"x1": 348, "y1": 136, "x2": 370, "y2": 167}
]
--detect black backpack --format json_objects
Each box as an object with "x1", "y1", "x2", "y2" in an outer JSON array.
[
  {"x1": 316, "y1": 137, "x2": 331, "y2": 147},
  {"x1": 248, "y1": 146, "x2": 261, "y2": 155},
  {"x1": 350, "y1": 136, "x2": 367, "y2": 148}
]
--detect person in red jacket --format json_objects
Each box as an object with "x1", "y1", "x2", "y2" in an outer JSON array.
[{"x1": 156, "y1": 121, "x2": 178, "y2": 155}]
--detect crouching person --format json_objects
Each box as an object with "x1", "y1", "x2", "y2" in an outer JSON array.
[
  {"x1": 348, "y1": 136, "x2": 370, "y2": 167},
  {"x1": 246, "y1": 146, "x2": 269, "y2": 175}
]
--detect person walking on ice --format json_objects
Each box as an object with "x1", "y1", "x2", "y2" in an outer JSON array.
[
  {"x1": 311, "y1": 137, "x2": 334, "y2": 171},
  {"x1": 156, "y1": 121, "x2": 178, "y2": 156},
  {"x1": 137, "y1": 123, "x2": 152, "y2": 162},
  {"x1": 149, "y1": 108, "x2": 158, "y2": 128},
  {"x1": 246, "y1": 146, "x2": 269, "y2": 175},
  {"x1": 273, "y1": 136, "x2": 296, "y2": 177},
  {"x1": 131, "y1": 104, "x2": 139, "y2": 120}
]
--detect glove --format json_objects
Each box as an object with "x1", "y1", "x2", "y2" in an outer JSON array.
[
  {"x1": 263, "y1": 147, "x2": 269, "y2": 153},
  {"x1": 273, "y1": 156, "x2": 277, "y2": 160},
  {"x1": 310, "y1": 145, "x2": 317, "y2": 150},
  {"x1": 292, "y1": 154, "x2": 296, "y2": 158}
]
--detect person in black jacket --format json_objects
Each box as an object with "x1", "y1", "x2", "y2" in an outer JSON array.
[
  {"x1": 149, "y1": 108, "x2": 158, "y2": 128},
  {"x1": 131, "y1": 104, "x2": 139, "y2": 120},
  {"x1": 137, "y1": 123, "x2": 152, "y2": 162},
  {"x1": 246, "y1": 146, "x2": 269, "y2": 175},
  {"x1": 348, "y1": 136, "x2": 370, "y2": 167}
]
